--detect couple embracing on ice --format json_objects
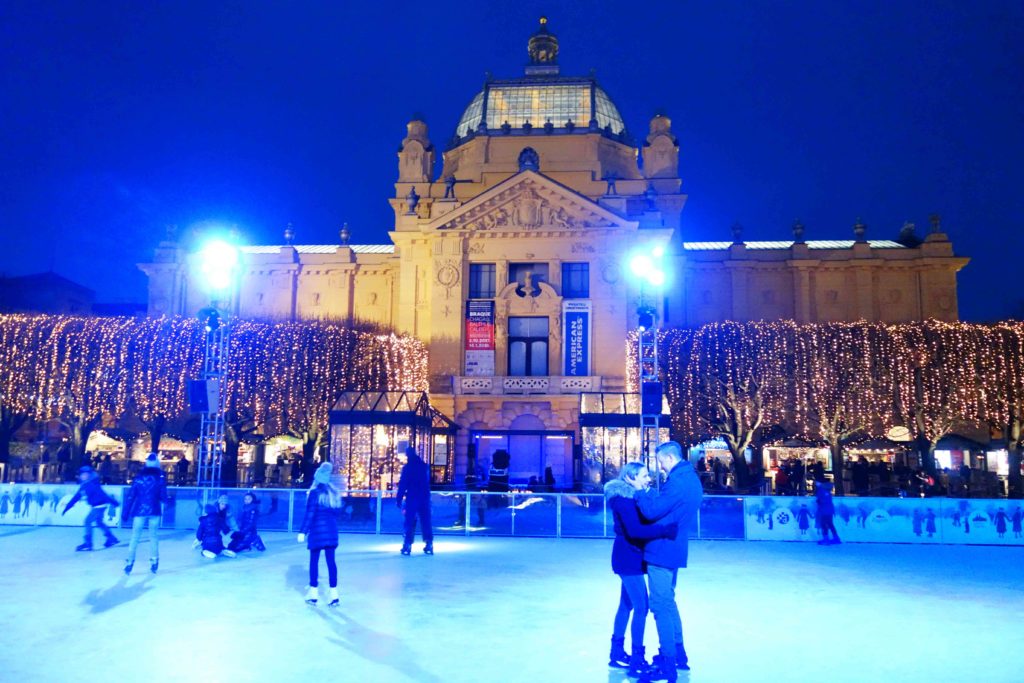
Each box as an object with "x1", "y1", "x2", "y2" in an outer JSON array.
[{"x1": 604, "y1": 441, "x2": 704, "y2": 683}]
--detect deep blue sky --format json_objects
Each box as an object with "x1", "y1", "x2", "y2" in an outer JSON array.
[{"x1": 1, "y1": 1, "x2": 1021, "y2": 320}]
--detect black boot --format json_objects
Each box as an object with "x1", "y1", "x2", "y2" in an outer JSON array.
[
  {"x1": 124, "y1": 561, "x2": 133, "y2": 575},
  {"x1": 675, "y1": 643, "x2": 689, "y2": 671},
  {"x1": 608, "y1": 636, "x2": 629, "y2": 668},
  {"x1": 150, "y1": 558, "x2": 159, "y2": 574},
  {"x1": 423, "y1": 544, "x2": 433, "y2": 555},
  {"x1": 400, "y1": 545, "x2": 411, "y2": 556},
  {"x1": 75, "y1": 542, "x2": 92, "y2": 552},
  {"x1": 628, "y1": 645, "x2": 651, "y2": 676},
  {"x1": 640, "y1": 650, "x2": 677, "y2": 682}
]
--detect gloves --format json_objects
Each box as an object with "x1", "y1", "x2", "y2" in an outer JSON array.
[
  {"x1": 297, "y1": 533, "x2": 306, "y2": 543},
  {"x1": 664, "y1": 522, "x2": 679, "y2": 539}
]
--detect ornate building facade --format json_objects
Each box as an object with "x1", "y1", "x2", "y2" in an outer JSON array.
[{"x1": 139, "y1": 19, "x2": 968, "y2": 488}]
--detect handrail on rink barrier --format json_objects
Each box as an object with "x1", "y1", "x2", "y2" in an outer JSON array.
[{"x1": 0, "y1": 483, "x2": 1021, "y2": 546}]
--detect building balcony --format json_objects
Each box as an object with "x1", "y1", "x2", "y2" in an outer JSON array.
[{"x1": 452, "y1": 375, "x2": 603, "y2": 396}]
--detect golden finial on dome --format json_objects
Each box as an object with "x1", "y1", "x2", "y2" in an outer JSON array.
[{"x1": 527, "y1": 15, "x2": 559, "y2": 73}]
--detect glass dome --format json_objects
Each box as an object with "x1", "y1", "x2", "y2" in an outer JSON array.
[{"x1": 455, "y1": 79, "x2": 626, "y2": 139}]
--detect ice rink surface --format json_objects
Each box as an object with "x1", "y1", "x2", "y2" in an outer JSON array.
[{"x1": 1, "y1": 528, "x2": 1022, "y2": 683}]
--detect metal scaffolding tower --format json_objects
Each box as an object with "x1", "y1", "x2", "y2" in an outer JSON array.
[
  {"x1": 637, "y1": 317, "x2": 661, "y2": 476},
  {"x1": 196, "y1": 321, "x2": 230, "y2": 488}
]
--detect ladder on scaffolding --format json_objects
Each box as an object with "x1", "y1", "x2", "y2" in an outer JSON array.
[
  {"x1": 637, "y1": 325, "x2": 661, "y2": 477},
  {"x1": 196, "y1": 323, "x2": 229, "y2": 489}
]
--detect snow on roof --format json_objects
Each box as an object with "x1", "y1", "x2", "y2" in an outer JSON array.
[
  {"x1": 682, "y1": 240, "x2": 907, "y2": 251},
  {"x1": 240, "y1": 244, "x2": 395, "y2": 255}
]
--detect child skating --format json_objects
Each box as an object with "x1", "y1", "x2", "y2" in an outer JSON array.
[
  {"x1": 298, "y1": 462, "x2": 342, "y2": 607},
  {"x1": 62, "y1": 465, "x2": 120, "y2": 551}
]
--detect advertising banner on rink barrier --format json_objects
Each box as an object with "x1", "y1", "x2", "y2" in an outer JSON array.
[
  {"x1": 562, "y1": 300, "x2": 591, "y2": 376},
  {"x1": 464, "y1": 300, "x2": 495, "y2": 376},
  {"x1": 743, "y1": 496, "x2": 1024, "y2": 545},
  {"x1": 0, "y1": 482, "x2": 124, "y2": 527}
]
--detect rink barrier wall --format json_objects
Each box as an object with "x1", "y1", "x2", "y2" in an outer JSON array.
[{"x1": 0, "y1": 483, "x2": 1021, "y2": 546}]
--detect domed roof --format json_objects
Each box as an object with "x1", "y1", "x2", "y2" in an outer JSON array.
[
  {"x1": 452, "y1": 18, "x2": 627, "y2": 144},
  {"x1": 455, "y1": 79, "x2": 626, "y2": 139}
]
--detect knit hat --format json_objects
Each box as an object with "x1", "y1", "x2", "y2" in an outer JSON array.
[
  {"x1": 145, "y1": 453, "x2": 160, "y2": 467},
  {"x1": 313, "y1": 462, "x2": 333, "y2": 486},
  {"x1": 217, "y1": 494, "x2": 229, "y2": 506}
]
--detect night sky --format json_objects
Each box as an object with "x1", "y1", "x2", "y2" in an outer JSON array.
[{"x1": 2, "y1": 1, "x2": 1021, "y2": 321}]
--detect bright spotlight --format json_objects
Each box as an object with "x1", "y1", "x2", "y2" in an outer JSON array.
[
  {"x1": 629, "y1": 254, "x2": 652, "y2": 277},
  {"x1": 197, "y1": 239, "x2": 240, "y2": 293},
  {"x1": 648, "y1": 269, "x2": 666, "y2": 287},
  {"x1": 651, "y1": 245, "x2": 665, "y2": 259}
]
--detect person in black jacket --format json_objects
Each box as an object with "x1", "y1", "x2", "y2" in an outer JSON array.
[
  {"x1": 196, "y1": 503, "x2": 236, "y2": 559},
  {"x1": 229, "y1": 491, "x2": 266, "y2": 552},
  {"x1": 605, "y1": 462, "x2": 678, "y2": 677},
  {"x1": 124, "y1": 453, "x2": 169, "y2": 574},
  {"x1": 62, "y1": 465, "x2": 119, "y2": 551},
  {"x1": 396, "y1": 447, "x2": 433, "y2": 556},
  {"x1": 298, "y1": 462, "x2": 342, "y2": 606}
]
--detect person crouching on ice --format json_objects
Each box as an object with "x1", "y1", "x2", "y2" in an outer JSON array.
[
  {"x1": 605, "y1": 462, "x2": 678, "y2": 677},
  {"x1": 63, "y1": 465, "x2": 120, "y2": 551},
  {"x1": 298, "y1": 462, "x2": 342, "y2": 607},
  {"x1": 196, "y1": 503, "x2": 236, "y2": 559},
  {"x1": 229, "y1": 491, "x2": 266, "y2": 553}
]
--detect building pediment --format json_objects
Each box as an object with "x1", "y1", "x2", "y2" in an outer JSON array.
[{"x1": 428, "y1": 170, "x2": 637, "y2": 233}]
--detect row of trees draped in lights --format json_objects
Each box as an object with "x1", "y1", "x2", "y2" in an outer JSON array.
[
  {"x1": 639, "y1": 321, "x2": 1024, "y2": 496},
  {"x1": 0, "y1": 314, "x2": 428, "y2": 484}
]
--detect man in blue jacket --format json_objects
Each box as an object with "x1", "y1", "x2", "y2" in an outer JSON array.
[
  {"x1": 635, "y1": 441, "x2": 704, "y2": 682},
  {"x1": 63, "y1": 465, "x2": 120, "y2": 551},
  {"x1": 123, "y1": 453, "x2": 169, "y2": 574}
]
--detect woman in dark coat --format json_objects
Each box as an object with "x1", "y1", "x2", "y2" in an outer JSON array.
[
  {"x1": 298, "y1": 462, "x2": 342, "y2": 606},
  {"x1": 604, "y1": 462, "x2": 677, "y2": 676},
  {"x1": 229, "y1": 492, "x2": 266, "y2": 552},
  {"x1": 196, "y1": 504, "x2": 236, "y2": 558}
]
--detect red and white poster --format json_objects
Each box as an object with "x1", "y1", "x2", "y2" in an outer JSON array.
[{"x1": 464, "y1": 300, "x2": 495, "y2": 376}]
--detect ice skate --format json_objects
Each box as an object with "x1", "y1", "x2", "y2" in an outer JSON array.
[
  {"x1": 423, "y1": 544, "x2": 433, "y2": 555},
  {"x1": 400, "y1": 545, "x2": 411, "y2": 556},
  {"x1": 304, "y1": 586, "x2": 318, "y2": 606},
  {"x1": 75, "y1": 542, "x2": 92, "y2": 552},
  {"x1": 222, "y1": 549, "x2": 237, "y2": 558},
  {"x1": 202, "y1": 550, "x2": 216, "y2": 559},
  {"x1": 608, "y1": 636, "x2": 629, "y2": 668},
  {"x1": 150, "y1": 558, "x2": 159, "y2": 574},
  {"x1": 124, "y1": 561, "x2": 133, "y2": 575},
  {"x1": 327, "y1": 587, "x2": 339, "y2": 607},
  {"x1": 628, "y1": 645, "x2": 651, "y2": 677},
  {"x1": 103, "y1": 536, "x2": 119, "y2": 548},
  {"x1": 675, "y1": 643, "x2": 690, "y2": 671}
]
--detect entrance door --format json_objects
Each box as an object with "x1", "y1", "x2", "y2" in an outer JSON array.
[
  {"x1": 509, "y1": 433, "x2": 542, "y2": 483},
  {"x1": 472, "y1": 429, "x2": 575, "y2": 487}
]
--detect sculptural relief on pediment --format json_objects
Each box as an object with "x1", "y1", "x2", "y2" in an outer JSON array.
[{"x1": 437, "y1": 178, "x2": 621, "y2": 232}]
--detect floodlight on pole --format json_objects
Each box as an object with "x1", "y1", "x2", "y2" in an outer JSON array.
[
  {"x1": 196, "y1": 238, "x2": 241, "y2": 295},
  {"x1": 624, "y1": 242, "x2": 671, "y2": 482}
]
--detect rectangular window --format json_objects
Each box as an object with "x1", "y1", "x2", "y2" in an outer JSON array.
[
  {"x1": 469, "y1": 263, "x2": 496, "y2": 298},
  {"x1": 508, "y1": 316, "x2": 549, "y2": 376},
  {"x1": 561, "y1": 262, "x2": 590, "y2": 298}
]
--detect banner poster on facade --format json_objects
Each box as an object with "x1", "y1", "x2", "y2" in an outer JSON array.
[
  {"x1": 464, "y1": 300, "x2": 495, "y2": 376},
  {"x1": 562, "y1": 300, "x2": 591, "y2": 377}
]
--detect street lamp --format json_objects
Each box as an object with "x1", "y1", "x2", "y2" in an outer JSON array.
[
  {"x1": 192, "y1": 236, "x2": 241, "y2": 489},
  {"x1": 626, "y1": 243, "x2": 670, "y2": 478}
]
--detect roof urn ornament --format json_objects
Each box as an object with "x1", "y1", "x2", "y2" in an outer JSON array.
[
  {"x1": 929, "y1": 213, "x2": 942, "y2": 234},
  {"x1": 405, "y1": 186, "x2": 420, "y2": 215},
  {"x1": 731, "y1": 222, "x2": 744, "y2": 245},
  {"x1": 283, "y1": 223, "x2": 294, "y2": 245},
  {"x1": 792, "y1": 219, "x2": 805, "y2": 244},
  {"x1": 853, "y1": 218, "x2": 867, "y2": 242},
  {"x1": 339, "y1": 223, "x2": 350, "y2": 246}
]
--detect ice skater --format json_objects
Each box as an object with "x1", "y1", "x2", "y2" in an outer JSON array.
[
  {"x1": 228, "y1": 491, "x2": 266, "y2": 552},
  {"x1": 298, "y1": 461, "x2": 341, "y2": 606},
  {"x1": 62, "y1": 465, "x2": 120, "y2": 551},
  {"x1": 814, "y1": 477, "x2": 841, "y2": 545},
  {"x1": 396, "y1": 447, "x2": 433, "y2": 556},
  {"x1": 635, "y1": 441, "x2": 704, "y2": 681},
  {"x1": 195, "y1": 503, "x2": 237, "y2": 559},
  {"x1": 1012, "y1": 507, "x2": 1022, "y2": 539},
  {"x1": 123, "y1": 453, "x2": 168, "y2": 574},
  {"x1": 605, "y1": 462, "x2": 678, "y2": 677}
]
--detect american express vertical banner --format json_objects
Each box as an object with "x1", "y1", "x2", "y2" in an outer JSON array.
[
  {"x1": 562, "y1": 300, "x2": 591, "y2": 376},
  {"x1": 464, "y1": 300, "x2": 495, "y2": 376}
]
